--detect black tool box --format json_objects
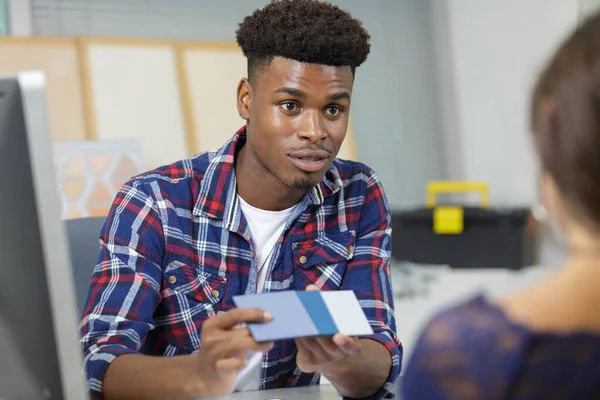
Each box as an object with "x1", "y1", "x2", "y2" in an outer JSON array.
[{"x1": 391, "y1": 181, "x2": 537, "y2": 270}]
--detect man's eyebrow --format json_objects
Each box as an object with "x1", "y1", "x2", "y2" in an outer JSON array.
[
  {"x1": 327, "y1": 92, "x2": 351, "y2": 102},
  {"x1": 274, "y1": 87, "x2": 307, "y2": 98},
  {"x1": 274, "y1": 87, "x2": 351, "y2": 102}
]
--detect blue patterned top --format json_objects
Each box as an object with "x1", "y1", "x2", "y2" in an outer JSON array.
[{"x1": 402, "y1": 295, "x2": 600, "y2": 399}]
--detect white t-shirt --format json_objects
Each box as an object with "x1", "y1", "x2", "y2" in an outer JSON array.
[{"x1": 234, "y1": 195, "x2": 297, "y2": 392}]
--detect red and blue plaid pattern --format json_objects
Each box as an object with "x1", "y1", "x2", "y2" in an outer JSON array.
[{"x1": 79, "y1": 127, "x2": 402, "y2": 399}]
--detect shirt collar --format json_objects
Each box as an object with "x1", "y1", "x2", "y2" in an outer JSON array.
[{"x1": 193, "y1": 126, "x2": 341, "y2": 220}]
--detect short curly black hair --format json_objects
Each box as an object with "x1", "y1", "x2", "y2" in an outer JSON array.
[{"x1": 236, "y1": 0, "x2": 371, "y2": 83}]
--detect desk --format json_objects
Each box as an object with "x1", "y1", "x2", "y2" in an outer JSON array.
[
  {"x1": 229, "y1": 384, "x2": 338, "y2": 399},
  {"x1": 228, "y1": 382, "x2": 401, "y2": 399}
]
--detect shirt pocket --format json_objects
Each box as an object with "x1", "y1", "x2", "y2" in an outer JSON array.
[
  {"x1": 157, "y1": 260, "x2": 227, "y2": 352},
  {"x1": 164, "y1": 260, "x2": 227, "y2": 304},
  {"x1": 291, "y1": 230, "x2": 356, "y2": 290}
]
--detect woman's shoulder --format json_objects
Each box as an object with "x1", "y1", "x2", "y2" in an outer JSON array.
[
  {"x1": 401, "y1": 295, "x2": 530, "y2": 399},
  {"x1": 412, "y1": 294, "x2": 530, "y2": 358},
  {"x1": 402, "y1": 293, "x2": 600, "y2": 399}
]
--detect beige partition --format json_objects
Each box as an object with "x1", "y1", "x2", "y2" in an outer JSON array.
[
  {"x1": 338, "y1": 119, "x2": 359, "y2": 161},
  {"x1": 80, "y1": 38, "x2": 189, "y2": 169},
  {"x1": 78, "y1": 37, "x2": 359, "y2": 168},
  {"x1": 177, "y1": 43, "x2": 247, "y2": 154},
  {"x1": 0, "y1": 38, "x2": 87, "y2": 141}
]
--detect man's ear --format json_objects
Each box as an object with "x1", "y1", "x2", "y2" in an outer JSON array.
[{"x1": 237, "y1": 78, "x2": 252, "y2": 121}]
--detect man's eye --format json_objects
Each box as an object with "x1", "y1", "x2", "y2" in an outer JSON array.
[
  {"x1": 281, "y1": 102, "x2": 298, "y2": 112},
  {"x1": 325, "y1": 106, "x2": 342, "y2": 116}
]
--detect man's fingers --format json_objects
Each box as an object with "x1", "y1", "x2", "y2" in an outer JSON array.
[
  {"x1": 205, "y1": 323, "x2": 273, "y2": 361},
  {"x1": 295, "y1": 338, "x2": 311, "y2": 356},
  {"x1": 215, "y1": 356, "x2": 247, "y2": 373},
  {"x1": 229, "y1": 325, "x2": 274, "y2": 351},
  {"x1": 295, "y1": 338, "x2": 317, "y2": 372},
  {"x1": 333, "y1": 334, "x2": 361, "y2": 355},
  {"x1": 208, "y1": 308, "x2": 272, "y2": 330},
  {"x1": 233, "y1": 324, "x2": 248, "y2": 331},
  {"x1": 257, "y1": 341, "x2": 275, "y2": 353},
  {"x1": 305, "y1": 284, "x2": 320, "y2": 292},
  {"x1": 230, "y1": 325, "x2": 252, "y2": 336},
  {"x1": 224, "y1": 326, "x2": 256, "y2": 358},
  {"x1": 214, "y1": 336, "x2": 273, "y2": 359},
  {"x1": 299, "y1": 336, "x2": 344, "y2": 358},
  {"x1": 315, "y1": 336, "x2": 345, "y2": 356},
  {"x1": 296, "y1": 337, "x2": 319, "y2": 359}
]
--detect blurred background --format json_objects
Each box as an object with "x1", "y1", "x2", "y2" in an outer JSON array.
[{"x1": 3, "y1": 0, "x2": 600, "y2": 365}]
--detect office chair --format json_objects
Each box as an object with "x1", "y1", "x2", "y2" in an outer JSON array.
[{"x1": 64, "y1": 216, "x2": 106, "y2": 314}]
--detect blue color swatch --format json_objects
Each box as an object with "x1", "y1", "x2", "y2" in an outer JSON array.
[
  {"x1": 296, "y1": 291, "x2": 338, "y2": 335},
  {"x1": 232, "y1": 290, "x2": 373, "y2": 342},
  {"x1": 232, "y1": 291, "x2": 318, "y2": 342}
]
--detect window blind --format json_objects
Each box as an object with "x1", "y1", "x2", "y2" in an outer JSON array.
[
  {"x1": 30, "y1": 0, "x2": 254, "y2": 39},
  {"x1": 0, "y1": 0, "x2": 9, "y2": 34}
]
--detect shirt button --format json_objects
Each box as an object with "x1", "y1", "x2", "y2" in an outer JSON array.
[
  {"x1": 168, "y1": 275, "x2": 177, "y2": 284},
  {"x1": 250, "y1": 251, "x2": 255, "y2": 259},
  {"x1": 299, "y1": 255, "x2": 307, "y2": 264},
  {"x1": 211, "y1": 289, "x2": 220, "y2": 298},
  {"x1": 348, "y1": 245, "x2": 355, "y2": 255}
]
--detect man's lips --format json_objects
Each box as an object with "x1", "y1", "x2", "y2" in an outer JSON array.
[{"x1": 287, "y1": 150, "x2": 331, "y2": 173}]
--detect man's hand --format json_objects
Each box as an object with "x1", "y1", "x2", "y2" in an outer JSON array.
[
  {"x1": 294, "y1": 285, "x2": 392, "y2": 399},
  {"x1": 191, "y1": 308, "x2": 273, "y2": 398},
  {"x1": 103, "y1": 307, "x2": 273, "y2": 400},
  {"x1": 295, "y1": 285, "x2": 362, "y2": 374},
  {"x1": 296, "y1": 333, "x2": 361, "y2": 373}
]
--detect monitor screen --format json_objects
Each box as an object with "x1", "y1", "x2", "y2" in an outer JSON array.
[{"x1": 0, "y1": 72, "x2": 88, "y2": 400}]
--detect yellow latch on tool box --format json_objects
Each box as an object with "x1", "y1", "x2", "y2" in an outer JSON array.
[{"x1": 427, "y1": 181, "x2": 489, "y2": 234}]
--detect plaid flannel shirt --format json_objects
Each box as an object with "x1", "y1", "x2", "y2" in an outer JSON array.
[{"x1": 80, "y1": 127, "x2": 402, "y2": 399}]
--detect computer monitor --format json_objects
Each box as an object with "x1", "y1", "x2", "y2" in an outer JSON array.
[{"x1": 0, "y1": 72, "x2": 88, "y2": 399}]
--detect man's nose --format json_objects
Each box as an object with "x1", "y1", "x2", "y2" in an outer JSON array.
[{"x1": 297, "y1": 111, "x2": 327, "y2": 143}]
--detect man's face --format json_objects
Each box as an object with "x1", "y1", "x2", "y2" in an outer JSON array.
[{"x1": 237, "y1": 57, "x2": 354, "y2": 190}]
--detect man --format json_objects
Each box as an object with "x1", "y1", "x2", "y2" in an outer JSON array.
[{"x1": 80, "y1": 1, "x2": 402, "y2": 399}]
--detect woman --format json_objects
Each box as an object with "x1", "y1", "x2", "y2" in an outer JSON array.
[{"x1": 402, "y1": 12, "x2": 600, "y2": 400}]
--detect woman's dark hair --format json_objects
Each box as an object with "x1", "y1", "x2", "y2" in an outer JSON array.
[
  {"x1": 235, "y1": 0, "x2": 371, "y2": 84},
  {"x1": 531, "y1": 11, "x2": 600, "y2": 230}
]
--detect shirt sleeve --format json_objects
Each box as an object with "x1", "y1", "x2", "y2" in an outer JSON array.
[
  {"x1": 79, "y1": 179, "x2": 165, "y2": 399},
  {"x1": 339, "y1": 168, "x2": 402, "y2": 400}
]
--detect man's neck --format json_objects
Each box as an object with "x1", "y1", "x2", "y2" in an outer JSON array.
[{"x1": 235, "y1": 145, "x2": 306, "y2": 211}]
